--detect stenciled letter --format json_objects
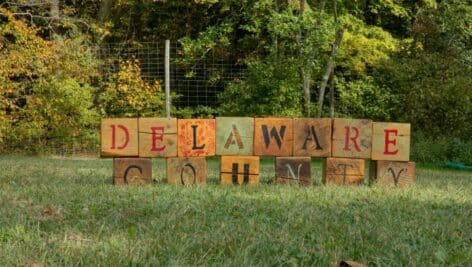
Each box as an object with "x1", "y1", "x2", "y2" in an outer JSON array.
[{"x1": 110, "y1": 124, "x2": 130, "y2": 150}]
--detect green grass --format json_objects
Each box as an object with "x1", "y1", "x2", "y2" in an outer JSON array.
[{"x1": 0, "y1": 156, "x2": 471, "y2": 266}]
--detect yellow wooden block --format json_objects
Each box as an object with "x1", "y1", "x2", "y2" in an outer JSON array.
[
  {"x1": 371, "y1": 122, "x2": 410, "y2": 161},
  {"x1": 332, "y1": 118, "x2": 372, "y2": 159},
  {"x1": 101, "y1": 118, "x2": 138, "y2": 157},
  {"x1": 139, "y1": 118, "x2": 177, "y2": 158},
  {"x1": 220, "y1": 156, "x2": 260, "y2": 185}
]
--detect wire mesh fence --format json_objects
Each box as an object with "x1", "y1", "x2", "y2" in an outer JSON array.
[
  {"x1": 1, "y1": 41, "x2": 245, "y2": 155},
  {"x1": 94, "y1": 41, "x2": 245, "y2": 108}
]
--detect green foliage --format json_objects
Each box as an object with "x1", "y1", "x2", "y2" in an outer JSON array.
[
  {"x1": 99, "y1": 59, "x2": 165, "y2": 118},
  {"x1": 219, "y1": 59, "x2": 303, "y2": 117},
  {"x1": 411, "y1": 132, "x2": 472, "y2": 165}
]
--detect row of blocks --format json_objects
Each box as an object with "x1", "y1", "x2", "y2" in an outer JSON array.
[
  {"x1": 115, "y1": 156, "x2": 416, "y2": 187},
  {"x1": 102, "y1": 117, "x2": 411, "y2": 161}
]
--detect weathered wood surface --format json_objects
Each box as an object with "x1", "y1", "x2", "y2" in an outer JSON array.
[
  {"x1": 323, "y1": 157, "x2": 365, "y2": 185},
  {"x1": 101, "y1": 118, "x2": 139, "y2": 157},
  {"x1": 332, "y1": 118, "x2": 372, "y2": 159},
  {"x1": 139, "y1": 118, "x2": 177, "y2": 157},
  {"x1": 371, "y1": 122, "x2": 410, "y2": 161},
  {"x1": 275, "y1": 157, "x2": 311, "y2": 185},
  {"x1": 167, "y1": 157, "x2": 207, "y2": 185},
  {"x1": 254, "y1": 118, "x2": 293, "y2": 156},
  {"x1": 293, "y1": 118, "x2": 332, "y2": 157},
  {"x1": 177, "y1": 119, "x2": 216, "y2": 157},
  {"x1": 370, "y1": 161, "x2": 415, "y2": 187},
  {"x1": 216, "y1": 117, "x2": 254, "y2": 155},
  {"x1": 220, "y1": 156, "x2": 260, "y2": 185},
  {"x1": 113, "y1": 158, "x2": 152, "y2": 185}
]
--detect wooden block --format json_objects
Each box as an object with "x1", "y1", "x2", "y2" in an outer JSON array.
[
  {"x1": 113, "y1": 158, "x2": 152, "y2": 185},
  {"x1": 166, "y1": 157, "x2": 206, "y2": 185},
  {"x1": 216, "y1": 117, "x2": 254, "y2": 155},
  {"x1": 370, "y1": 161, "x2": 416, "y2": 188},
  {"x1": 275, "y1": 157, "x2": 311, "y2": 185},
  {"x1": 254, "y1": 118, "x2": 293, "y2": 156},
  {"x1": 293, "y1": 118, "x2": 332, "y2": 157},
  {"x1": 372, "y1": 122, "x2": 410, "y2": 161},
  {"x1": 332, "y1": 119, "x2": 372, "y2": 159},
  {"x1": 220, "y1": 156, "x2": 260, "y2": 185},
  {"x1": 323, "y1": 157, "x2": 365, "y2": 185},
  {"x1": 139, "y1": 118, "x2": 177, "y2": 158},
  {"x1": 177, "y1": 119, "x2": 216, "y2": 157},
  {"x1": 101, "y1": 118, "x2": 138, "y2": 157}
]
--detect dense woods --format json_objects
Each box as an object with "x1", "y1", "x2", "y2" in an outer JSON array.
[{"x1": 0, "y1": 0, "x2": 470, "y2": 163}]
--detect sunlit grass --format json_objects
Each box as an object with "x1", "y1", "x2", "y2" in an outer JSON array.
[{"x1": 0, "y1": 156, "x2": 471, "y2": 265}]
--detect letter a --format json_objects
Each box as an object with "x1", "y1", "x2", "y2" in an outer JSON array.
[
  {"x1": 302, "y1": 126, "x2": 323, "y2": 150},
  {"x1": 224, "y1": 124, "x2": 244, "y2": 149}
]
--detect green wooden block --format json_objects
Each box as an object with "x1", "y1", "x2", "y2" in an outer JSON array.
[{"x1": 216, "y1": 117, "x2": 254, "y2": 155}]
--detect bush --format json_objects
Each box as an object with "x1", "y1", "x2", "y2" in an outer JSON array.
[{"x1": 411, "y1": 132, "x2": 472, "y2": 165}]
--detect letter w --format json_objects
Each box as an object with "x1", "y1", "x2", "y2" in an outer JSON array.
[{"x1": 262, "y1": 125, "x2": 286, "y2": 149}]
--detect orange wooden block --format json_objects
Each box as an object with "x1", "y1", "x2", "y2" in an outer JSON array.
[
  {"x1": 254, "y1": 118, "x2": 293, "y2": 156},
  {"x1": 372, "y1": 122, "x2": 410, "y2": 161},
  {"x1": 113, "y1": 158, "x2": 152, "y2": 185},
  {"x1": 177, "y1": 119, "x2": 216, "y2": 157},
  {"x1": 323, "y1": 157, "x2": 365, "y2": 185},
  {"x1": 101, "y1": 118, "x2": 138, "y2": 157},
  {"x1": 139, "y1": 118, "x2": 177, "y2": 158},
  {"x1": 332, "y1": 118, "x2": 372, "y2": 159},
  {"x1": 293, "y1": 118, "x2": 332, "y2": 157},
  {"x1": 370, "y1": 161, "x2": 416, "y2": 187},
  {"x1": 220, "y1": 156, "x2": 260, "y2": 185},
  {"x1": 275, "y1": 157, "x2": 311, "y2": 185},
  {"x1": 167, "y1": 157, "x2": 206, "y2": 185}
]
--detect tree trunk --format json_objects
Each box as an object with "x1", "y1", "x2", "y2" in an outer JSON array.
[
  {"x1": 317, "y1": 28, "x2": 344, "y2": 117},
  {"x1": 50, "y1": 0, "x2": 59, "y2": 18},
  {"x1": 99, "y1": 0, "x2": 113, "y2": 24},
  {"x1": 329, "y1": 68, "x2": 335, "y2": 118}
]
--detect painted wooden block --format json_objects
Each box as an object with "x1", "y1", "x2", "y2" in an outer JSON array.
[
  {"x1": 254, "y1": 118, "x2": 293, "y2": 156},
  {"x1": 323, "y1": 157, "x2": 365, "y2": 185},
  {"x1": 139, "y1": 118, "x2": 177, "y2": 158},
  {"x1": 177, "y1": 119, "x2": 216, "y2": 157},
  {"x1": 216, "y1": 117, "x2": 254, "y2": 155},
  {"x1": 275, "y1": 157, "x2": 311, "y2": 185},
  {"x1": 220, "y1": 156, "x2": 260, "y2": 185},
  {"x1": 101, "y1": 118, "x2": 139, "y2": 157},
  {"x1": 372, "y1": 122, "x2": 410, "y2": 161},
  {"x1": 370, "y1": 161, "x2": 416, "y2": 188},
  {"x1": 332, "y1": 118, "x2": 372, "y2": 159},
  {"x1": 113, "y1": 158, "x2": 152, "y2": 185},
  {"x1": 293, "y1": 118, "x2": 332, "y2": 157},
  {"x1": 167, "y1": 157, "x2": 206, "y2": 185}
]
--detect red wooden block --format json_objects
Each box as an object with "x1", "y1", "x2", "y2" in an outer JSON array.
[{"x1": 177, "y1": 119, "x2": 216, "y2": 157}]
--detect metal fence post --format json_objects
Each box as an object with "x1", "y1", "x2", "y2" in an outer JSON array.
[{"x1": 165, "y1": 40, "x2": 171, "y2": 118}]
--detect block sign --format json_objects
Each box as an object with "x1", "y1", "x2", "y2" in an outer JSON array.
[
  {"x1": 220, "y1": 156, "x2": 260, "y2": 185},
  {"x1": 139, "y1": 118, "x2": 177, "y2": 158},
  {"x1": 178, "y1": 119, "x2": 216, "y2": 157},
  {"x1": 332, "y1": 118, "x2": 372, "y2": 159},
  {"x1": 216, "y1": 117, "x2": 254, "y2": 155},
  {"x1": 101, "y1": 118, "x2": 139, "y2": 157},
  {"x1": 275, "y1": 157, "x2": 311, "y2": 185},
  {"x1": 167, "y1": 157, "x2": 206, "y2": 185},
  {"x1": 113, "y1": 158, "x2": 152, "y2": 185},
  {"x1": 372, "y1": 122, "x2": 410, "y2": 162},
  {"x1": 293, "y1": 118, "x2": 332, "y2": 157},
  {"x1": 370, "y1": 161, "x2": 416, "y2": 187},
  {"x1": 254, "y1": 118, "x2": 293, "y2": 156},
  {"x1": 323, "y1": 157, "x2": 365, "y2": 185}
]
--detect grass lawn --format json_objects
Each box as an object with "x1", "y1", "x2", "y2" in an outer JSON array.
[{"x1": 0, "y1": 155, "x2": 471, "y2": 266}]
